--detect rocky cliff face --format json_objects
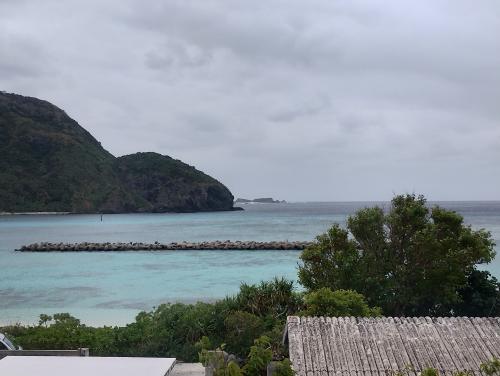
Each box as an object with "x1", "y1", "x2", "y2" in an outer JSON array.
[{"x1": 0, "y1": 92, "x2": 235, "y2": 213}]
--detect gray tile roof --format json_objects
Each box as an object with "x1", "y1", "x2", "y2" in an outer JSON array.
[{"x1": 285, "y1": 316, "x2": 500, "y2": 376}]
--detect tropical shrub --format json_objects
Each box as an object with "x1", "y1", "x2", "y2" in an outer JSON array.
[
  {"x1": 224, "y1": 311, "x2": 265, "y2": 357},
  {"x1": 421, "y1": 368, "x2": 439, "y2": 376},
  {"x1": 481, "y1": 358, "x2": 500, "y2": 376},
  {"x1": 273, "y1": 359, "x2": 295, "y2": 376},
  {"x1": 301, "y1": 288, "x2": 381, "y2": 317},
  {"x1": 243, "y1": 336, "x2": 273, "y2": 376}
]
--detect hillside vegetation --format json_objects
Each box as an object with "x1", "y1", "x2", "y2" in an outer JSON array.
[{"x1": 0, "y1": 92, "x2": 235, "y2": 213}]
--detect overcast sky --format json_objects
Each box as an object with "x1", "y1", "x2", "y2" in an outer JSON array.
[{"x1": 1, "y1": 1, "x2": 499, "y2": 201}]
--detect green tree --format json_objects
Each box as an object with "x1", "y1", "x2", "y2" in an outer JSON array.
[
  {"x1": 301, "y1": 288, "x2": 381, "y2": 317},
  {"x1": 234, "y1": 278, "x2": 302, "y2": 321},
  {"x1": 224, "y1": 311, "x2": 265, "y2": 357},
  {"x1": 226, "y1": 361, "x2": 244, "y2": 376},
  {"x1": 229, "y1": 277, "x2": 301, "y2": 359},
  {"x1": 455, "y1": 270, "x2": 499, "y2": 316},
  {"x1": 243, "y1": 336, "x2": 273, "y2": 376},
  {"x1": 298, "y1": 194, "x2": 496, "y2": 316},
  {"x1": 38, "y1": 314, "x2": 53, "y2": 327}
]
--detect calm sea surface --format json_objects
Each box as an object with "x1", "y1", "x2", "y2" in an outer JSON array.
[{"x1": 1, "y1": 201, "x2": 499, "y2": 326}]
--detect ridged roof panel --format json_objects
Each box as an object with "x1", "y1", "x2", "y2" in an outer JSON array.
[{"x1": 286, "y1": 317, "x2": 500, "y2": 376}]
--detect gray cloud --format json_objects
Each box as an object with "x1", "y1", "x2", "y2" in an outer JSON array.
[
  {"x1": 145, "y1": 39, "x2": 212, "y2": 70},
  {"x1": 0, "y1": 0, "x2": 499, "y2": 200}
]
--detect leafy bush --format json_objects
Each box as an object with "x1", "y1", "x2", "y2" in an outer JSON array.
[
  {"x1": 226, "y1": 361, "x2": 244, "y2": 376},
  {"x1": 455, "y1": 270, "x2": 500, "y2": 316},
  {"x1": 224, "y1": 311, "x2": 265, "y2": 357},
  {"x1": 301, "y1": 288, "x2": 381, "y2": 317},
  {"x1": 235, "y1": 278, "x2": 302, "y2": 321},
  {"x1": 452, "y1": 371, "x2": 473, "y2": 376},
  {"x1": 197, "y1": 338, "x2": 228, "y2": 375},
  {"x1": 243, "y1": 336, "x2": 273, "y2": 376},
  {"x1": 481, "y1": 358, "x2": 500, "y2": 376},
  {"x1": 421, "y1": 368, "x2": 439, "y2": 376},
  {"x1": 273, "y1": 359, "x2": 295, "y2": 376}
]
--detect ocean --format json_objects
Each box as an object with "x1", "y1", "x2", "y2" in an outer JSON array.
[{"x1": 1, "y1": 201, "x2": 499, "y2": 326}]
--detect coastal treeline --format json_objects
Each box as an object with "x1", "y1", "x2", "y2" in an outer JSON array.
[{"x1": 2, "y1": 194, "x2": 499, "y2": 370}]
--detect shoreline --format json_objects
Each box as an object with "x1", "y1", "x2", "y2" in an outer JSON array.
[
  {"x1": 0, "y1": 308, "x2": 141, "y2": 328},
  {"x1": 0, "y1": 207, "x2": 244, "y2": 216}
]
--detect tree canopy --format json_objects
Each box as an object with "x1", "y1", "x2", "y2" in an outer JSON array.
[
  {"x1": 298, "y1": 194, "x2": 498, "y2": 316},
  {"x1": 300, "y1": 288, "x2": 381, "y2": 317}
]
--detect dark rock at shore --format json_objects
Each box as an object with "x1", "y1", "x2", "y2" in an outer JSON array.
[{"x1": 0, "y1": 92, "x2": 236, "y2": 213}]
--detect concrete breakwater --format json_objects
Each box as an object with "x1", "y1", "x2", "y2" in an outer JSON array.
[{"x1": 16, "y1": 240, "x2": 314, "y2": 252}]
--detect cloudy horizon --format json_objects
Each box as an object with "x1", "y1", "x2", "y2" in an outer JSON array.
[{"x1": 1, "y1": 0, "x2": 499, "y2": 201}]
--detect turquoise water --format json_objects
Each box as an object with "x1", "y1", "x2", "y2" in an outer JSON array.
[{"x1": 1, "y1": 202, "x2": 499, "y2": 326}]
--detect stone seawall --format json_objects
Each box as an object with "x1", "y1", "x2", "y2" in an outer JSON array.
[{"x1": 16, "y1": 241, "x2": 313, "y2": 252}]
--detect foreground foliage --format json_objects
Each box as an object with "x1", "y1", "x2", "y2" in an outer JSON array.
[
  {"x1": 1, "y1": 278, "x2": 379, "y2": 361},
  {"x1": 197, "y1": 335, "x2": 292, "y2": 376},
  {"x1": 1, "y1": 279, "x2": 296, "y2": 361},
  {"x1": 300, "y1": 288, "x2": 381, "y2": 317},
  {"x1": 481, "y1": 357, "x2": 500, "y2": 376},
  {"x1": 299, "y1": 194, "x2": 498, "y2": 316}
]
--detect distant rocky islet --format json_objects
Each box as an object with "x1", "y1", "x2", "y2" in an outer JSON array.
[{"x1": 235, "y1": 197, "x2": 287, "y2": 204}]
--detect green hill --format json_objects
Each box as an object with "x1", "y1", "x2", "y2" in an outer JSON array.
[
  {"x1": 117, "y1": 153, "x2": 234, "y2": 212},
  {"x1": 0, "y1": 91, "x2": 236, "y2": 213}
]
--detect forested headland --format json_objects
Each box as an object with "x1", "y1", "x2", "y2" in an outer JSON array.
[{"x1": 0, "y1": 92, "x2": 236, "y2": 214}]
